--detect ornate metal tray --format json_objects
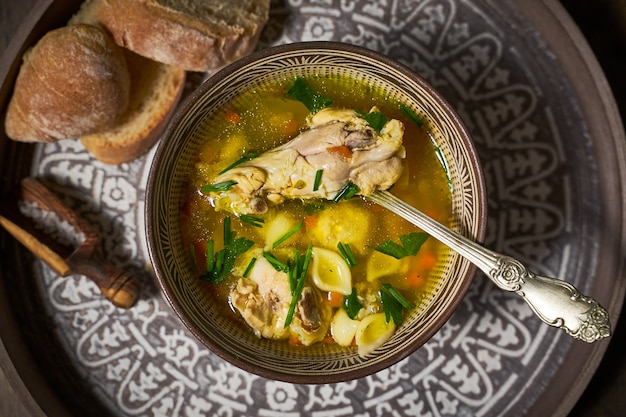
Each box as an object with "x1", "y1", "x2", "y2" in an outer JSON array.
[{"x1": 1, "y1": 0, "x2": 624, "y2": 416}]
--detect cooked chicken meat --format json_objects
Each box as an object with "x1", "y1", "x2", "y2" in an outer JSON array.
[
  {"x1": 230, "y1": 256, "x2": 292, "y2": 339},
  {"x1": 229, "y1": 253, "x2": 329, "y2": 344},
  {"x1": 208, "y1": 107, "x2": 406, "y2": 214}
]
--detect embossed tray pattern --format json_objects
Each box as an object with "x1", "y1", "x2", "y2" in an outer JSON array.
[{"x1": 1, "y1": 0, "x2": 624, "y2": 416}]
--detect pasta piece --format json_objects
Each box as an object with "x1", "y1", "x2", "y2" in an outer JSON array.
[
  {"x1": 331, "y1": 308, "x2": 360, "y2": 346},
  {"x1": 355, "y1": 313, "x2": 396, "y2": 356},
  {"x1": 310, "y1": 247, "x2": 352, "y2": 295},
  {"x1": 365, "y1": 250, "x2": 410, "y2": 282}
]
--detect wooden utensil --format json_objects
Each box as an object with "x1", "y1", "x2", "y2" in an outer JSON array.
[{"x1": 0, "y1": 177, "x2": 139, "y2": 308}]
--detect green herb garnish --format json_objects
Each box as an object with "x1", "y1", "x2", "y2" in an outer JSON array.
[
  {"x1": 337, "y1": 242, "x2": 357, "y2": 267},
  {"x1": 303, "y1": 201, "x2": 326, "y2": 215},
  {"x1": 284, "y1": 243, "x2": 314, "y2": 327},
  {"x1": 200, "y1": 216, "x2": 254, "y2": 284},
  {"x1": 364, "y1": 111, "x2": 387, "y2": 131},
  {"x1": 189, "y1": 244, "x2": 199, "y2": 273},
  {"x1": 243, "y1": 257, "x2": 257, "y2": 277},
  {"x1": 218, "y1": 152, "x2": 259, "y2": 175},
  {"x1": 374, "y1": 232, "x2": 428, "y2": 259},
  {"x1": 201, "y1": 180, "x2": 238, "y2": 193},
  {"x1": 381, "y1": 283, "x2": 413, "y2": 309},
  {"x1": 272, "y1": 221, "x2": 303, "y2": 249},
  {"x1": 240, "y1": 214, "x2": 264, "y2": 228},
  {"x1": 206, "y1": 239, "x2": 215, "y2": 273},
  {"x1": 313, "y1": 169, "x2": 323, "y2": 192},
  {"x1": 223, "y1": 216, "x2": 232, "y2": 243},
  {"x1": 287, "y1": 247, "x2": 299, "y2": 293},
  {"x1": 333, "y1": 181, "x2": 360, "y2": 203},
  {"x1": 343, "y1": 287, "x2": 363, "y2": 319},
  {"x1": 287, "y1": 78, "x2": 333, "y2": 113},
  {"x1": 433, "y1": 141, "x2": 453, "y2": 193},
  {"x1": 263, "y1": 251, "x2": 289, "y2": 272},
  {"x1": 380, "y1": 288, "x2": 403, "y2": 325},
  {"x1": 380, "y1": 283, "x2": 414, "y2": 325},
  {"x1": 400, "y1": 104, "x2": 425, "y2": 128}
]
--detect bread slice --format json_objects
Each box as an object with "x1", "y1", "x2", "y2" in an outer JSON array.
[
  {"x1": 70, "y1": 0, "x2": 186, "y2": 164},
  {"x1": 4, "y1": 24, "x2": 130, "y2": 142},
  {"x1": 79, "y1": 49, "x2": 185, "y2": 164},
  {"x1": 96, "y1": 0, "x2": 270, "y2": 72}
]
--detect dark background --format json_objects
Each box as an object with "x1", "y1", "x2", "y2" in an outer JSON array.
[
  {"x1": 561, "y1": 0, "x2": 626, "y2": 416},
  {"x1": 0, "y1": 0, "x2": 625, "y2": 416}
]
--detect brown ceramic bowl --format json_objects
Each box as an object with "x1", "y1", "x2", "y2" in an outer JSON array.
[{"x1": 145, "y1": 41, "x2": 486, "y2": 383}]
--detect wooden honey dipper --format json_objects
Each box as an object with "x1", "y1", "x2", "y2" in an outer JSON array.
[{"x1": 0, "y1": 178, "x2": 139, "y2": 308}]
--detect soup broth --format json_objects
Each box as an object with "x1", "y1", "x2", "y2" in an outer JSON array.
[{"x1": 180, "y1": 75, "x2": 452, "y2": 353}]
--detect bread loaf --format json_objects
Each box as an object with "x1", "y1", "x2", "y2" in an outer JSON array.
[
  {"x1": 96, "y1": 0, "x2": 270, "y2": 72},
  {"x1": 79, "y1": 49, "x2": 186, "y2": 164},
  {"x1": 4, "y1": 24, "x2": 130, "y2": 142},
  {"x1": 70, "y1": 0, "x2": 187, "y2": 164}
]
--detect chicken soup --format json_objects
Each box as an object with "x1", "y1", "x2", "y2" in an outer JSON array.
[{"x1": 180, "y1": 76, "x2": 452, "y2": 356}]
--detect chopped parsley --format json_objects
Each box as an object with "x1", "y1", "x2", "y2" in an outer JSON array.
[
  {"x1": 313, "y1": 169, "x2": 323, "y2": 191},
  {"x1": 201, "y1": 180, "x2": 238, "y2": 193},
  {"x1": 287, "y1": 78, "x2": 333, "y2": 113},
  {"x1": 263, "y1": 251, "x2": 289, "y2": 272},
  {"x1": 433, "y1": 140, "x2": 453, "y2": 193},
  {"x1": 272, "y1": 221, "x2": 303, "y2": 249},
  {"x1": 200, "y1": 216, "x2": 254, "y2": 284},
  {"x1": 218, "y1": 152, "x2": 259, "y2": 175},
  {"x1": 400, "y1": 104, "x2": 425, "y2": 129},
  {"x1": 189, "y1": 244, "x2": 199, "y2": 273},
  {"x1": 380, "y1": 283, "x2": 414, "y2": 325},
  {"x1": 333, "y1": 181, "x2": 360, "y2": 203},
  {"x1": 303, "y1": 201, "x2": 326, "y2": 215},
  {"x1": 337, "y1": 242, "x2": 357, "y2": 267},
  {"x1": 363, "y1": 111, "x2": 387, "y2": 131},
  {"x1": 242, "y1": 257, "x2": 257, "y2": 278},
  {"x1": 343, "y1": 287, "x2": 363, "y2": 319},
  {"x1": 284, "y1": 243, "x2": 314, "y2": 327},
  {"x1": 381, "y1": 283, "x2": 413, "y2": 309},
  {"x1": 240, "y1": 214, "x2": 264, "y2": 228},
  {"x1": 374, "y1": 232, "x2": 428, "y2": 259}
]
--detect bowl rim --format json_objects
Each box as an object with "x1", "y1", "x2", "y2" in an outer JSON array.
[{"x1": 145, "y1": 40, "x2": 488, "y2": 384}]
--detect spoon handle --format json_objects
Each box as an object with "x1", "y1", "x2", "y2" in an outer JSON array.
[{"x1": 367, "y1": 190, "x2": 611, "y2": 343}]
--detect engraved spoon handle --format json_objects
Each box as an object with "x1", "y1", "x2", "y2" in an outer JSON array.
[{"x1": 366, "y1": 190, "x2": 611, "y2": 343}]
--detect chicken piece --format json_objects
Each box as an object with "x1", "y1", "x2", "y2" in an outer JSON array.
[
  {"x1": 208, "y1": 107, "x2": 406, "y2": 214},
  {"x1": 230, "y1": 254, "x2": 329, "y2": 344},
  {"x1": 230, "y1": 256, "x2": 292, "y2": 339},
  {"x1": 290, "y1": 286, "x2": 330, "y2": 346}
]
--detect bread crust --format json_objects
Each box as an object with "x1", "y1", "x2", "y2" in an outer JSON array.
[
  {"x1": 4, "y1": 24, "x2": 130, "y2": 142},
  {"x1": 97, "y1": 0, "x2": 270, "y2": 71},
  {"x1": 80, "y1": 50, "x2": 186, "y2": 164}
]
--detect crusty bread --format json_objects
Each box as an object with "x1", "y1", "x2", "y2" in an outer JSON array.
[
  {"x1": 4, "y1": 24, "x2": 130, "y2": 142},
  {"x1": 79, "y1": 49, "x2": 186, "y2": 164},
  {"x1": 96, "y1": 0, "x2": 270, "y2": 72},
  {"x1": 70, "y1": 0, "x2": 186, "y2": 164}
]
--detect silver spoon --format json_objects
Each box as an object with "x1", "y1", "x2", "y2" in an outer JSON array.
[{"x1": 366, "y1": 190, "x2": 611, "y2": 343}]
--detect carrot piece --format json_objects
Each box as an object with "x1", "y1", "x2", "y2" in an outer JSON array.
[
  {"x1": 367, "y1": 201, "x2": 386, "y2": 213},
  {"x1": 323, "y1": 334, "x2": 335, "y2": 344},
  {"x1": 418, "y1": 250, "x2": 438, "y2": 270},
  {"x1": 192, "y1": 241, "x2": 208, "y2": 273},
  {"x1": 326, "y1": 145, "x2": 352, "y2": 159},
  {"x1": 283, "y1": 119, "x2": 299, "y2": 136},
  {"x1": 326, "y1": 291, "x2": 344, "y2": 308},
  {"x1": 225, "y1": 110, "x2": 241, "y2": 123},
  {"x1": 407, "y1": 269, "x2": 426, "y2": 288},
  {"x1": 289, "y1": 334, "x2": 302, "y2": 345},
  {"x1": 304, "y1": 214, "x2": 319, "y2": 230}
]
